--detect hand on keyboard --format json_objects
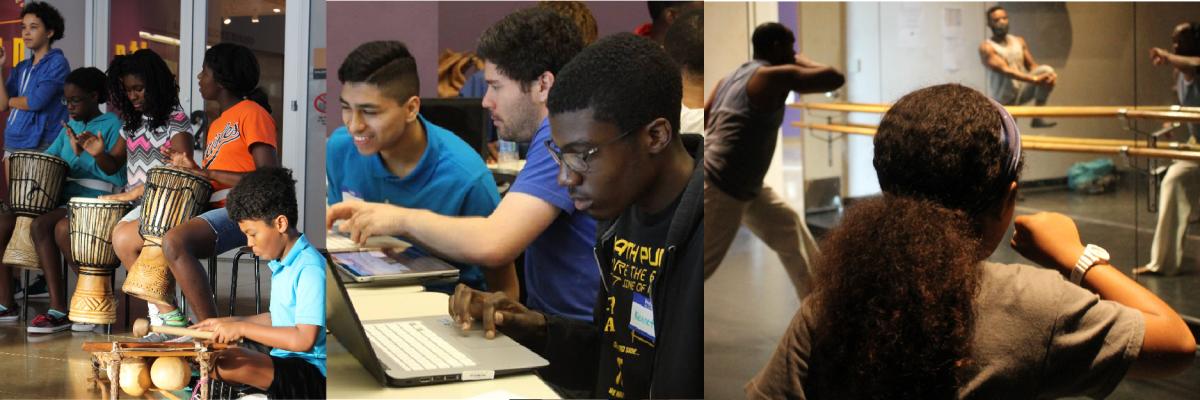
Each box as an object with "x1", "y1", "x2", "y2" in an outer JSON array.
[{"x1": 448, "y1": 283, "x2": 546, "y2": 343}]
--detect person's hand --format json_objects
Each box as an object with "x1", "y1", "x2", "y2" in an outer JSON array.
[
  {"x1": 62, "y1": 121, "x2": 82, "y2": 155},
  {"x1": 0, "y1": 45, "x2": 7, "y2": 69},
  {"x1": 191, "y1": 318, "x2": 245, "y2": 344},
  {"x1": 1150, "y1": 47, "x2": 1170, "y2": 66},
  {"x1": 160, "y1": 146, "x2": 194, "y2": 169},
  {"x1": 77, "y1": 131, "x2": 105, "y2": 157},
  {"x1": 448, "y1": 283, "x2": 545, "y2": 341},
  {"x1": 326, "y1": 200, "x2": 411, "y2": 244},
  {"x1": 99, "y1": 191, "x2": 134, "y2": 202},
  {"x1": 1011, "y1": 212, "x2": 1086, "y2": 275}
]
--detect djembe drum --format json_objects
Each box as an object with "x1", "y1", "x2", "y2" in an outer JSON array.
[
  {"x1": 67, "y1": 198, "x2": 134, "y2": 324},
  {"x1": 122, "y1": 167, "x2": 211, "y2": 304},
  {"x1": 3, "y1": 151, "x2": 67, "y2": 268}
]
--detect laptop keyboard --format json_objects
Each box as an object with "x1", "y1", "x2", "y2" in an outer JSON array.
[{"x1": 366, "y1": 320, "x2": 476, "y2": 371}]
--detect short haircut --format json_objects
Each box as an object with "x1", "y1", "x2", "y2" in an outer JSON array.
[
  {"x1": 337, "y1": 41, "x2": 420, "y2": 104},
  {"x1": 549, "y1": 33, "x2": 681, "y2": 136},
  {"x1": 477, "y1": 8, "x2": 583, "y2": 89},
  {"x1": 986, "y1": 5, "x2": 1005, "y2": 20},
  {"x1": 21, "y1": 1, "x2": 64, "y2": 44},
  {"x1": 665, "y1": 8, "x2": 703, "y2": 75},
  {"x1": 1179, "y1": 22, "x2": 1200, "y2": 57},
  {"x1": 65, "y1": 67, "x2": 108, "y2": 105},
  {"x1": 647, "y1": 1, "x2": 693, "y2": 22},
  {"x1": 751, "y1": 22, "x2": 794, "y2": 60},
  {"x1": 538, "y1": 1, "x2": 598, "y2": 46},
  {"x1": 227, "y1": 167, "x2": 299, "y2": 229}
]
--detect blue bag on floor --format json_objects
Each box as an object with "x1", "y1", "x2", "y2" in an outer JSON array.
[{"x1": 1067, "y1": 158, "x2": 1117, "y2": 194}]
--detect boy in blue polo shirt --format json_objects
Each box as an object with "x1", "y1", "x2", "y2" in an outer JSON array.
[
  {"x1": 327, "y1": 40, "x2": 515, "y2": 297},
  {"x1": 191, "y1": 167, "x2": 325, "y2": 399}
]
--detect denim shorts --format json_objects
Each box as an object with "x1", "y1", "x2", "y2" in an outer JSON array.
[
  {"x1": 196, "y1": 207, "x2": 247, "y2": 255},
  {"x1": 121, "y1": 206, "x2": 246, "y2": 255}
]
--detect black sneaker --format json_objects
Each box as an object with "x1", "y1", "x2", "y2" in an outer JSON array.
[
  {"x1": 15, "y1": 275, "x2": 49, "y2": 299},
  {"x1": 27, "y1": 312, "x2": 70, "y2": 333}
]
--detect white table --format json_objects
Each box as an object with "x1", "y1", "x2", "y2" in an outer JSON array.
[{"x1": 326, "y1": 285, "x2": 560, "y2": 399}]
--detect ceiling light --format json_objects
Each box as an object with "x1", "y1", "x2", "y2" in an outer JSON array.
[
  {"x1": 223, "y1": 17, "x2": 231, "y2": 25},
  {"x1": 273, "y1": 8, "x2": 281, "y2": 13}
]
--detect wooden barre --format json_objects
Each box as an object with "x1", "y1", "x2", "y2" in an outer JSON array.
[
  {"x1": 796, "y1": 122, "x2": 1200, "y2": 162},
  {"x1": 793, "y1": 102, "x2": 1200, "y2": 121}
]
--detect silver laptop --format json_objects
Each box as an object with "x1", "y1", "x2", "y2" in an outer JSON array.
[{"x1": 325, "y1": 257, "x2": 548, "y2": 387}]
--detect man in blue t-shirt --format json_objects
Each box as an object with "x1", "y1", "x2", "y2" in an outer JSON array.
[
  {"x1": 327, "y1": 8, "x2": 600, "y2": 322},
  {"x1": 326, "y1": 40, "x2": 513, "y2": 296},
  {"x1": 0, "y1": 2, "x2": 69, "y2": 153}
]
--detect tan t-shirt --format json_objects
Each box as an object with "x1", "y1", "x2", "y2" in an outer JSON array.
[{"x1": 746, "y1": 262, "x2": 1145, "y2": 399}]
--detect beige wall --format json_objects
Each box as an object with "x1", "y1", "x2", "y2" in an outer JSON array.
[
  {"x1": 704, "y1": 3, "x2": 751, "y2": 98},
  {"x1": 797, "y1": 3, "x2": 846, "y2": 183}
]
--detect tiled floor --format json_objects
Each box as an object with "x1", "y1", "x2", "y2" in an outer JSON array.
[
  {"x1": 0, "y1": 255, "x2": 269, "y2": 399},
  {"x1": 705, "y1": 166, "x2": 1200, "y2": 399}
]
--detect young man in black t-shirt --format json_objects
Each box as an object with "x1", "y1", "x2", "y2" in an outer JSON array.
[{"x1": 447, "y1": 33, "x2": 703, "y2": 398}]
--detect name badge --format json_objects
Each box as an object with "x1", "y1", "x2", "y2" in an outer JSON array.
[{"x1": 629, "y1": 293, "x2": 655, "y2": 343}]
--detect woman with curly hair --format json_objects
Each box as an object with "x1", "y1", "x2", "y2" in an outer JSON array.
[
  {"x1": 747, "y1": 84, "x2": 1195, "y2": 399},
  {"x1": 102, "y1": 49, "x2": 196, "y2": 340}
]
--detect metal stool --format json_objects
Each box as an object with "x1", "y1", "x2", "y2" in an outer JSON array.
[{"x1": 201, "y1": 249, "x2": 261, "y2": 317}]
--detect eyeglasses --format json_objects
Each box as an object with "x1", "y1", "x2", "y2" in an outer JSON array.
[
  {"x1": 61, "y1": 97, "x2": 85, "y2": 106},
  {"x1": 544, "y1": 129, "x2": 636, "y2": 173}
]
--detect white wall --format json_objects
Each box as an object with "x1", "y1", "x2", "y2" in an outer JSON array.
[
  {"x1": 844, "y1": 2, "x2": 1151, "y2": 196},
  {"x1": 44, "y1": 0, "x2": 85, "y2": 68}
]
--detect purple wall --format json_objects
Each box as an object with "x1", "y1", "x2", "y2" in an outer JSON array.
[
  {"x1": 437, "y1": 1, "x2": 648, "y2": 54},
  {"x1": 328, "y1": 1, "x2": 648, "y2": 134}
]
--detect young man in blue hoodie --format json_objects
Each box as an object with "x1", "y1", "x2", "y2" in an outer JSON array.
[{"x1": 0, "y1": 1, "x2": 69, "y2": 153}]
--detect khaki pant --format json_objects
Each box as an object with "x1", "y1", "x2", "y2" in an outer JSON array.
[
  {"x1": 704, "y1": 177, "x2": 820, "y2": 299},
  {"x1": 1146, "y1": 160, "x2": 1200, "y2": 275}
]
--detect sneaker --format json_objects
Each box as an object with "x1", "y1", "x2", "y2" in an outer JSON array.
[
  {"x1": 0, "y1": 306, "x2": 17, "y2": 322},
  {"x1": 15, "y1": 276, "x2": 49, "y2": 299},
  {"x1": 27, "y1": 312, "x2": 70, "y2": 333},
  {"x1": 71, "y1": 322, "x2": 97, "y2": 332}
]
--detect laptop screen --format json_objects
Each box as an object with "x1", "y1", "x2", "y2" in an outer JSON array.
[{"x1": 324, "y1": 252, "x2": 389, "y2": 385}]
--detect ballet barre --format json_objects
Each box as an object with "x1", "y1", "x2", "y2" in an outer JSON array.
[
  {"x1": 795, "y1": 122, "x2": 1200, "y2": 162},
  {"x1": 793, "y1": 102, "x2": 1200, "y2": 121}
]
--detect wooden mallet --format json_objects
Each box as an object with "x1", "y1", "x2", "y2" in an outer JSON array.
[{"x1": 131, "y1": 318, "x2": 214, "y2": 340}]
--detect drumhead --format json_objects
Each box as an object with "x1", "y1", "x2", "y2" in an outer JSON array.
[
  {"x1": 8, "y1": 151, "x2": 67, "y2": 167},
  {"x1": 148, "y1": 166, "x2": 208, "y2": 183},
  {"x1": 68, "y1": 197, "x2": 132, "y2": 206}
]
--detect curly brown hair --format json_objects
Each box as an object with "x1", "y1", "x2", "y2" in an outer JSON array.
[{"x1": 805, "y1": 84, "x2": 1023, "y2": 398}]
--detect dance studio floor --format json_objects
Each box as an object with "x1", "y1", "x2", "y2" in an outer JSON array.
[
  {"x1": 705, "y1": 142, "x2": 1200, "y2": 399},
  {"x1": 0, "y1": 255, "x2": 268, "y2": 399}
]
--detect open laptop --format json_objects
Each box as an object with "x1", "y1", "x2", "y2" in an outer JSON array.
[
  {"x1": 325, "y1": 231, "x2": 459, "y2": 285},
  {"x1": 325, "y1": 257, "x2": 549, "y2": 387}
]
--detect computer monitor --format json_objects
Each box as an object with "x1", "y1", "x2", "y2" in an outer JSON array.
[{"x1": 420, "y1": 97, "x2": 492, "y2": 159}]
